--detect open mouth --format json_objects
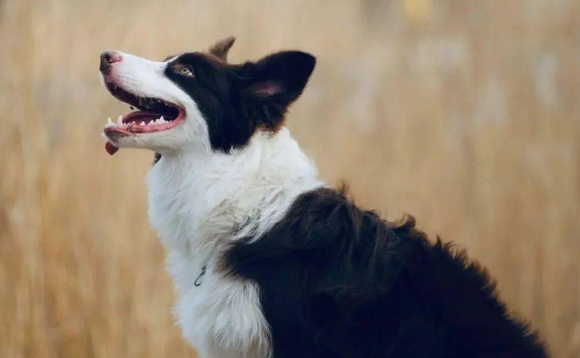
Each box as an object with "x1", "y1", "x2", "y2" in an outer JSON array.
[{"x1": 103, "y1": 82, "x2": 185, "y2": 150}]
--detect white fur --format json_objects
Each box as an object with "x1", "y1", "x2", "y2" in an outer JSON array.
[
  {"x1": 102, "y1": 52, "x2": 323, "y2": 358},
  {"x1": 147, "y1": 129, "x2": 323, "y2": 358}
]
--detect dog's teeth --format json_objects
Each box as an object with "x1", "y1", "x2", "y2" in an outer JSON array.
[
  {"x1": 140, "y1": 122, "x2": 146, "y2": 126},
  {"x1": 159, "y1": 116, "x2": 165, "y2": 124},
  {"x1": 117, "y1": 115, "x2": 123, "y2": 125},
  {"x1": 106, "y1": 117, "x2": 114, "y2": 127}
]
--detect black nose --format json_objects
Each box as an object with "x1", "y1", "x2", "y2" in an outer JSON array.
[{"x1": 100, "y1": 51, "x2": 122, "y2": 73}]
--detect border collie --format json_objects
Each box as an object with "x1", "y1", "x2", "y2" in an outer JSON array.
[{"x1": 99, "y1": 37, "x2": 547, "y2": 358}]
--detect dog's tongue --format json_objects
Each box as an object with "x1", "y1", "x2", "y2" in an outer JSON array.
[{"x1": 106, "y1": 142, "x2": 119, "y2": 155}]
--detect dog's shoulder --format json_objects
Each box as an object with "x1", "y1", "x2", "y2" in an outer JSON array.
[{"x1": 222, "y1": 186, "x2": 426, "y2": 289}]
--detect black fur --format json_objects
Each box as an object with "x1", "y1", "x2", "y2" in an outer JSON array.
[
  {"x1": 223, "y1": 188, "x2": 548, "y2": 358},
  {"x1": 165, "y1": 51, "x2": 315, "y2": 152}
]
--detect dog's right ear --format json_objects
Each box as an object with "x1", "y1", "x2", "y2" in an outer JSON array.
[
  {"x1": 240, "y1": 51, "x2": 316, "y2": 130},
  {"x1": 208, "y1": 36, "x2": 236, "y2": 62}
]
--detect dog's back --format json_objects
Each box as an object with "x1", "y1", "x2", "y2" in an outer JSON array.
[{"x1": 224, "y1": 188, "x2": 547, "y2": 358}]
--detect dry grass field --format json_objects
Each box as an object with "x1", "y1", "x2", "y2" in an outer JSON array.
[{"x1": 1, "y1": 0, "x2": 579, "y2": 357}]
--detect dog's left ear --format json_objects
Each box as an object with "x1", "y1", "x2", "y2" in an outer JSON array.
[
  {"x1": 209, "y1": 36, "x2": 236, "y2": 62},
  {"x1": 242, "y1": 51, "x2": 316, "y2": 129}
]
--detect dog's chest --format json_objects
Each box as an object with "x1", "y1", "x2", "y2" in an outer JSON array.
[
  {"x1": 146, "y1": 164, "x2": 271, "y2": 358},
  {"x1": 166, "y1": 249, "x2": 269, "y2": 358},
  {"x1": 143, "y1": 134, "x2": 322, "y2": 357}
]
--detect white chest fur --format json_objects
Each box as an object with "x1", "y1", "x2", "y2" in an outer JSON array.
[{"x1": 145, "y1": 129, "x2": 323, "y2": 358}]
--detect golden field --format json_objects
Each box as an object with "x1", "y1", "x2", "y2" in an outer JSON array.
[{"x1": 1, "y1": 0, "x2": 579, "y2": 357}]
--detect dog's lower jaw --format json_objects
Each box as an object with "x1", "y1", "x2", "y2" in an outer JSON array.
[{"x1": 145, "y1": 128, "x2": 323, "y2": 358}]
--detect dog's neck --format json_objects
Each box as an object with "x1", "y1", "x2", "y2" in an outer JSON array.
[{"x1": 146, "y1": 128, "x2": 323, "y2": 262}]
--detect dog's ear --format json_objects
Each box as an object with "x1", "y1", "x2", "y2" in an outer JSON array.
[
  {"x1": 241, "y1": 51, "x2": 316, "y2": 129},
  {"x1": 208, "y1": 36, "x2": 236, "y2": 62}
]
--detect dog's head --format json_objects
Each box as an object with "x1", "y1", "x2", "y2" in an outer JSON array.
[{"x1": 99, "y1": 37, "x2": 315, "y2": 156}]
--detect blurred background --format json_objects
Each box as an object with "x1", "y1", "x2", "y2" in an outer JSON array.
[{"x1": 1, "y1": 0, "x2": 579, "y2": 357}]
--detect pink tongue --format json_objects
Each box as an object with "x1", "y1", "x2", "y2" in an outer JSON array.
[{"x1": 105, "y1": 142, "x2": 119, "y2": 155}]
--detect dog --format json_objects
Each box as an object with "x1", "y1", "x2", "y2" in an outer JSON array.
[{"x1": 99, "y1": 37, "x2": 548, "y2": 358}]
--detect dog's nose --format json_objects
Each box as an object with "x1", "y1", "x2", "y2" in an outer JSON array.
[
  {"x1": 100, "y1": 51, "x2": 122, "y2": 73},
  {"x1": 101, "y1": 51, "x2": 122, "y2": 64}
]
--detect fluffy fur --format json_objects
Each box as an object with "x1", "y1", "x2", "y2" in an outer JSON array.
[
  {"x1": 224, "y1": 188, "x2": 547, "y2": 358},
  {"x1": 147, "y1": 129, "x2": 323, "y2": 357},
  {"x1": 99, "y1": 37, "x2": 548, "y2": 358}
]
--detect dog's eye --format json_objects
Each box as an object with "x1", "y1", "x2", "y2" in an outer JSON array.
[{"x1": 179, "y1": 66, "x2": 194, "y2": 77}]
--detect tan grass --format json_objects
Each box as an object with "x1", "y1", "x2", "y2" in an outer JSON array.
[{"x1": 1, "y1": 0, "x2": 579, "y2": 357}]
